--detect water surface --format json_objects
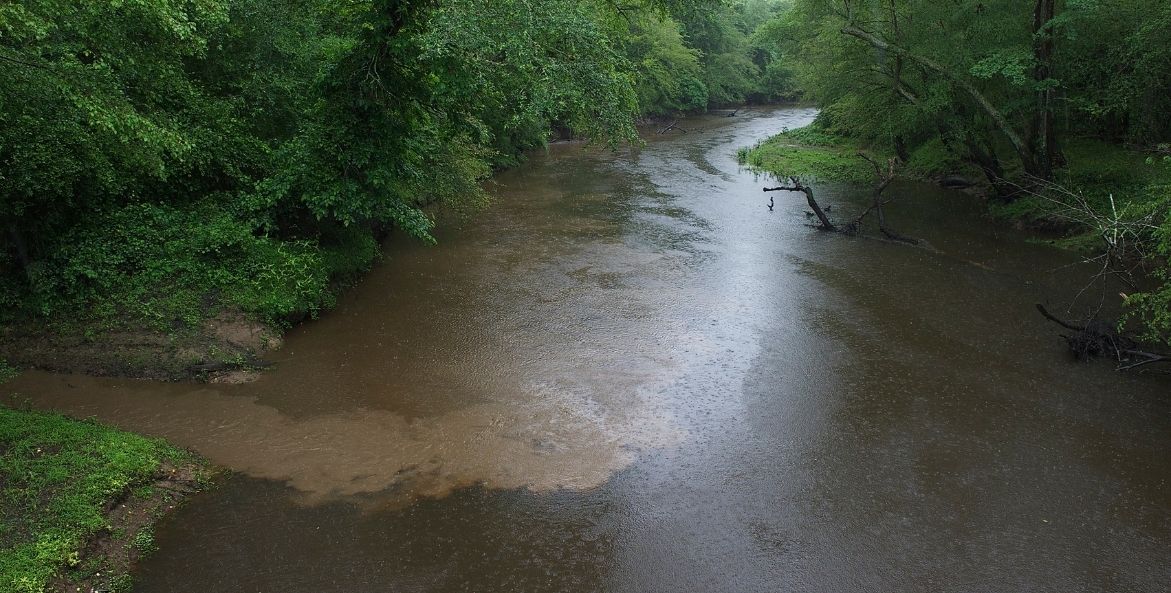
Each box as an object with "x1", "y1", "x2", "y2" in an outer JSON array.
[{"x1": 9, "y1": 107, "x2": 1171, "y2": 592}]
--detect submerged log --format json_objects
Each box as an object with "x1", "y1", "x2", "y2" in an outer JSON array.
[{"x1": 1034, "y1": 304, "x2": 1170, "y2": 370}]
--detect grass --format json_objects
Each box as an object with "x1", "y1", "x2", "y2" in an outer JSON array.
[
  {"x1": 737, "y1": 127, "x2": 877, "y2": 183},
  {"x1": 0, "y1": 406, "x2": 207, "y2": 593},
  {"x1": 987, "y1": 138, "x2": 1171, "y2": 241},
  {"x1": 737, "y1": 124, "x2": 981, "y2": 185},
  {"x1": 1063, "y1": 139, "x2": 1171, "y2": 191}
]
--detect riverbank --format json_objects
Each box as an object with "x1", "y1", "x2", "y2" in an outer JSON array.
[
  {"x1": 0, "y1": 106, "x2": 798, "y2": 384},
  {"x1": 739, "y1": 123, "x2": 1171, "y2": 233},
  {"x1": 0, "y1": 312, "x2": 282, "y2": 383},
  {"x1": 739, "y1": 121, "x2": 1171, "y2": 349},
  {"x1": 18, "y1": 104, "x2": 1167, "y2": 593},
  {"x1": 0, "y1": 215, "x2": 381, "y2": 382},
  {"x1": 738, "y1": 125, "x2": 985, "y2": 189},
  {"x1": 0, "y1": 406, "x2": 213, "y2": 593}
]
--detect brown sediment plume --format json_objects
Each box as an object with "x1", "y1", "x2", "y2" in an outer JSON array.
[{"x1": 12, "y1": 373, "x2": 684, "y2": 506}]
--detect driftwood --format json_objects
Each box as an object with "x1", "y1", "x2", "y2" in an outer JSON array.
[
  {"x1": 850, "y1": 153, "x2": 919, "y2": 244},
  {"x1": 765, "y1": 177, "x2": 835, "y2": 231},
  {"x1": 763, "y1": 154, "x2": 920, "y2": 244},
  {"x1": 658, "y1": 120, "x2": 687, "y2": 134},
  {"x1": 1035, "y1": 304, "x2": 1170, "y2": 370}
]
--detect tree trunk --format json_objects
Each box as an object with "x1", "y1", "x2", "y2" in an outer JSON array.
[
  {"x1": 888, "y1": 3, "x2": 913, "y2": 165},
  {"x1": 1029, "y1": 0, "x2": 1060, "y2": 180},
  {"x1": 8, "y1": 224, "x2": 31, "y2": 281},
  {"x1": 962, "y1": 136, "x2": 1013, "y2": 198},
  {"x1": 893, "y1": 135, "x2": 911, "y2": 163},
  {"x1": 841, "y1": 24, "x2": 1040, "y2": 179}
]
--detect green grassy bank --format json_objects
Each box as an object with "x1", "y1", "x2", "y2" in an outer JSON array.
[
  {"x1": 737, "y1": 125, "x2": 977, "y2": 184},
  {"x1": 0, "y1": 403, "x2": 212, "y2": 593}
]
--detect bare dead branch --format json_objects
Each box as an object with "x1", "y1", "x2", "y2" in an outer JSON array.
[
  {"x1": 1116, "y1": 351, "x2": 1171, "y2": 371},
  {"x1": 1036, "y1": 303, "x2": 1085, "y2": 332},
  {"x1": 764, "y1": 177, "x2": 836, "y2": 231}
]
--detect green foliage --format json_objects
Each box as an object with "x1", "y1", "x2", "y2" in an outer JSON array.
[
  {"x1": 903, "y1": 138, "x2": 972, "y2": 179},
  {"x1": 0, "y1": 0, "x2": 241, "y2": 243},
  {"x1": 1054, "y1": 1, "x2": 1171, "y2": 143},
  {"x1": 107, "y1": 572, "x2": 135, "y2": 593},
  {"x1": 675, "y1": 0, "x2": 794, "y2": 107},
  {"x1": 1061, "y1": 140, "x2": 1171, "y2": 192},
  {"x1": 1120, "y1": 178, "x2": 1171, "y2": 345},
  {"x1": 2, "y1": 0, "x2": 694, "y2": 334},
  {"x1": 11, "y1": 202, "x2": 332, "y2": 328},
  {"x1": 759, "y1": 0, "x2": 1171, "y2": 179},
  {"x1": 738, "y1": 126, "x2": 876, "y2": 183},
  {"x1": 611, "y1": 0, "x2": 798, "y2": 116},
  {"x1": 131, "y1": 527, "x2": 158, "y2": 555},
  {"x1": 0, "y1": 408, "x2": 197, "y2": 593},
  {"x1": 624, "y1": 16, "x2": 709, "y2": 115},
  {"x1": 0, "y1": 361, "x2": 17, "y2": 384}
]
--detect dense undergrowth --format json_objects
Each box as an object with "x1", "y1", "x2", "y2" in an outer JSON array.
[
  {"x1": 0, "y1": 0, "x2": 798, "y2": 364},
  {"x1": 6, "y1": 204, "x2": 380, "y2": 332}
]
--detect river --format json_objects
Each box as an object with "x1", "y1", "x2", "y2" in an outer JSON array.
[{"x1": 8, "y1": 107, "x2": 1171, "y2": 592}]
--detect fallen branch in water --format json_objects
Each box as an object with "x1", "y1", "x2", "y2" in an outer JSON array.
[
  {"x1": 1117, "y1": 350, "x2": 1171, "y2": 371},
  {"x1": 658, "y1": 120, "x2": 687, "y2": 134},
  {"x1": 765, "y1": 177, "x2": 835, "y2": 231},
  {"x1": 848, "y1": 153, "x2": 919, "y2": 244},
  {"x1": 1035, "y1": 303, "x2": 1171, "y2": 370},
  {"x1": 764, "y1": 156, "x2": 919, "y2": 244},
  {"x1": 1035, "y1": 303, "x2": 1084, "y2": 332}
]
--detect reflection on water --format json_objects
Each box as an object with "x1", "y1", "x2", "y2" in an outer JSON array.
[{"x1": 7, "y1": 107, "x2": 1171, "y2": 592}]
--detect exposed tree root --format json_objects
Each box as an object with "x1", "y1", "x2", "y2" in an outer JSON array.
[{"x1": 1035, "y1": 304, "x2": 1170, "y2": 370}]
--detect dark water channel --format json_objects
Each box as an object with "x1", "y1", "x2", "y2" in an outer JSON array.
[{"x1": 10, "y1": 107, "x2": 1171, "y2": 592}]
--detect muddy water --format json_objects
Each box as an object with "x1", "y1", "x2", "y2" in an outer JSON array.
[{"x1": 9, "y1": 107, "x2": 1171, "y2": 592}]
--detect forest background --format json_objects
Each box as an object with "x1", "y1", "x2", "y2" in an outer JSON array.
[{"x1": 2, "y1": 0, "x2": 1169, "y2": 369}]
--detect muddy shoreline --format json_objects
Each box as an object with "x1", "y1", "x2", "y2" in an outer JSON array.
[
  {"x1": 51, "y1": 461, "x2": 212, "y2": 593},
  {"x1": 0, "y1": 311, "x2": 280, "y2": 382}
]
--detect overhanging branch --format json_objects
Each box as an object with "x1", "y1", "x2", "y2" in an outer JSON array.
[{"x1": 839, "y1": 24, "x2": 1034, "y2": 175}]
